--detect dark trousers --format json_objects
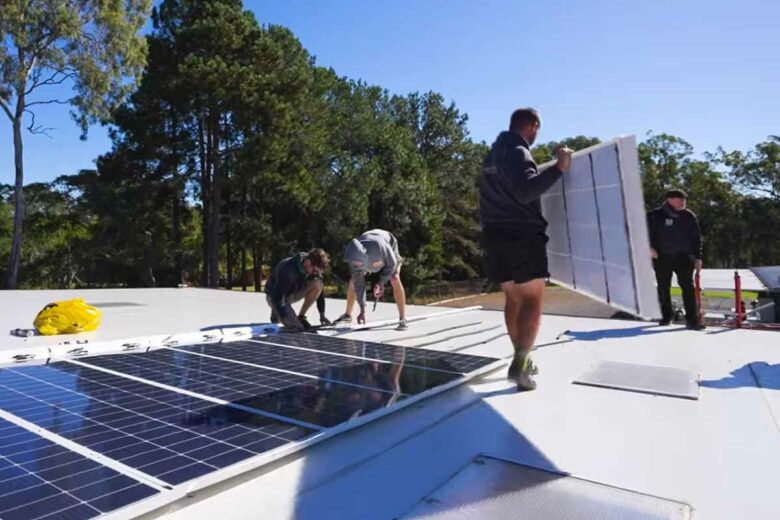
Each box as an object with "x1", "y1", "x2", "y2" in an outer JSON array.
[{"x1": 653, "y1": 253, "x2": 697, "y2": 324}]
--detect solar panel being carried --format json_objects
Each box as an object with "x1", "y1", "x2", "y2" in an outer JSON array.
[
  {"x1": 540, "y1": 136, "x2": 660, "y2": 319},
  {"x1": 0, "y1": 333, "x2": 501, "y2": 518}
]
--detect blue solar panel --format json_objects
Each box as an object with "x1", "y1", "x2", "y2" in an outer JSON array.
[
  {"x1": 174, "y1": 341, "x2": 461, "y2": 397},
  {"x1": 77, "y1": 347, "x2": 454, "y2": 427},
  {"x1": 0, "y1": 417, "x2": 159, "y2": 520},
  {"x1": 256, "y1": 334, "x2": 499, "y2": 374},
  {"x1": 0, "y1": 364, "x2": 316, "y2": 486},
  {"x1": 0, "y1": 333, "x2": 501, "y2": 516}
]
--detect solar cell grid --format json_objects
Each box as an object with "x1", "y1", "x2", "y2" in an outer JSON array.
[
  {"x1": 0, "y1": 417, "x2": 159, "y2": 520},
  {"x1": 256, "y1": 334, "x2": 498, "y2": 374},
  {"x1": 79, "y1": 348, "x2": 411, "y2": 427},
  {"x1": 80, "y1": 348, "x2": 312, "y2": 402},
  {"x1": 0, "y1": 330, "x2": 503, "y2": 518},
  {"x1": 0, "y1": 364, "x2": 315, "y2": 486},
  {"x1": 176, "y1": 341, "x2": 461, "y2": 399}
]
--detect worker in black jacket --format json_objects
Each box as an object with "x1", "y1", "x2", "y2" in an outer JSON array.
[
  {"x1": 265, "y1": 249, "x2": 331, "y2": 331},
  {"x1": 480, "y1": 107, "x2": 573, "y2": 391},
  {"x1": 647, "y1": 189, "x2": 704, "y2": 330}
]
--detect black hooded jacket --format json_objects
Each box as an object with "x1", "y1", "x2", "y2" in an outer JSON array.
[
  {"x1": 647, "y1": 204, "x2": 702, "y2": 259},
  {"x1": 479, "y1": 131, "x2": 563, "y2": 236}
]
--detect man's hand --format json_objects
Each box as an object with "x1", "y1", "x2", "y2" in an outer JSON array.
[
  {"x1": 695, "y1": 259, "x2": 703, "y2": 273},
  {"x1": 357, "y1": 311, "x2": 366, "y2": 325},
  {"x1": 650, "y1": 248, "x2": 658, "y2": 259},
  {"x1": 282, "y1": 315, "x2": 304, "y2": 332},
  {"x1": 373, "y1": 283, "x2": 383, "y2": 299},
  {"x1": 555, "y1": 146, "x2": 574, "y2": 173}
]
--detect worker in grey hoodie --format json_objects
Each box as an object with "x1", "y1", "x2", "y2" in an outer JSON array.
[{"x1": 334, "y1": 229, "x2": 408, "y2": 329}]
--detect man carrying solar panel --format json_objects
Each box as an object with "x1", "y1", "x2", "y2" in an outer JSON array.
[
  {"x1": 334, "y1": 229, "x2": 408, "y2": 330},
  {"x1": 265, "y1": 249, "x2": 331, "y2": 331},
  {"x1": 480, "y1": 107, "x2": 573, "y2": 391}
]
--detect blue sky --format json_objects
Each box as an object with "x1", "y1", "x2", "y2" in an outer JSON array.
[{"x1": 2, "y1": 0, "x2": 778, "y2": 185}]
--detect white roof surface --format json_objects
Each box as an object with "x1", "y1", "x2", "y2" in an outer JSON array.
[{"x1": 2, "y1": 288, "x2": 779, "y2": 519}]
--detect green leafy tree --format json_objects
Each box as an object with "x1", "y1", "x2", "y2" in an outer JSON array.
[
  {"x1": 711, "y1": 135, "x2": 780, "y2": 204},
  {"x1": 532, "y1": 135, "x2": 601, "y2": 164},
  {"x1": 17, "y1": 181, "x2": 89, "y2": 288},
  {"x1": 709, "y1": 136, "x2": 780, "y2": 266},
  {"x1": 0, "y1": 0, "x2": 152, "y2": 288},
  {"x1": 392, "y1": 91, "x2": 485, "y2": 279},
  {"x1": 680, "y1": 160, "x2": 740, "y2": 267},
  {"x1": 0, "y1": 184, "x2": 12, "y2": 280},
  {"x1": 638, "y1": 132, "x2": 694, "y2": 208}
]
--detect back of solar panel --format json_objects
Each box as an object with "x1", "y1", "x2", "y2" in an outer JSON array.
[{"x1": 540, "y1": 136, "x2": 661, "y2": 320}]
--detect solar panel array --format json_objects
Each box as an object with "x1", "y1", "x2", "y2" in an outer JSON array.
[
  {"x1": 0, "y1": 418, "x2": 159, "y2": 520},
  {"x1": 0, "y1": 333, "x2": 499, "y2": 518},
  {"x1": 540, "y1": 136, "x2": 660, "y2": 319}
]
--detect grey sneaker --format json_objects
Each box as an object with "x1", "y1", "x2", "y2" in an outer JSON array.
[
  {"x1": 396, "y1": 319, "x2": 408, "y2": 331},
  {"x1": 507, "y1": 355, "x2": 537, "y2": 391},
  {"x1": 507, "y1": 354, "x2": 539, "y2": 377},
  {"x1": 333, "y1": 313, "x2": 352, "y2": 324}
]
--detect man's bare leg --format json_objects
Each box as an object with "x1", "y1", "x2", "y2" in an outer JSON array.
[
  {"x1": 333, "y1": 279, "x2": 357, "y2": 324},
  {"x1": 298, "y1": 280, "x2": 324, "y2": 317},
  {"x1": 345, "y1": 278, "x2": 356, "y2": 316},
  {"x1": 501, "y1": 278, "x2": 545, "y2": 390},
  {"x1": 390, "y1": 273, "x2": 406, "y2": 322}
]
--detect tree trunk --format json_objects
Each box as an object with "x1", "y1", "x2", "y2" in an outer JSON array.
[
  {"x1": 224, "y1": 120, "x2": 233, "y2": 290},
  {"x1": 207, "y1": 112, "x2": 221, "y2": 289},
  {"x1": 6, "y1": 95, "x2": 26, "y2": 289},
  {"x1": 172, "y1": 191, "x2": 182, "y2": 284},
  {"x1": 252, "y1": 244, "x2": 262, "y2": 293},
  {"x1": 240, "y1": 247, "x2": 247, "y2": 291},
  {"x1": 198, "y1": 116, "x2": 210, "y2": 287},
  {"x1": 170, "y1": 109, "x2": 184, "y2": 286},
  {"x1": 225, "y1": 200, "x2": 233, "y2": 289},
  {"x1": 240, "y1": 183, "x2": 247, "y2": 291}
]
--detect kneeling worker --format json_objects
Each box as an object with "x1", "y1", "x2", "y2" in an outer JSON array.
[
  {"x1": 265, "y1": 249, "x2": 331, "y2": 331},
  {"x1": 335, "y1": 229, "x2": 407, "y2": 329}
]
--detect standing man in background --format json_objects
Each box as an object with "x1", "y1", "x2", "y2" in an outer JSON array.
[
  {"x1": 647, "y1": 189, "x2": 704, "y2": 330},
  {"x1": 480, "y1": 107, "x2": 573, "y2": 391}
]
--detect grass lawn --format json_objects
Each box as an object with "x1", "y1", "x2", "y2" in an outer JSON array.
[{"x1": 669, "y1": 287, "x2": 758, "y2": 299}]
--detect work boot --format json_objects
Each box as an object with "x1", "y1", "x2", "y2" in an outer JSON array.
[
  {"x1": 333, "y1": 313, "x2": 352, "y2": 324},
  {"x1": 508, "y1": 353, "x2": 539, "y2": 377},
  {"x1": 528, "y1": 357, "x2": 539, "y2": 376},
  {"x1": 298, "y1": 315, "x2": 314, "y2": 330},
  {"x1": 507, "y1": 354, "x2": 537, "y2": 391}
]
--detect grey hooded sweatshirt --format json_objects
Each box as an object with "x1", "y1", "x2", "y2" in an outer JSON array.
[{"x1": 343, "y1": 229, "x2": 402, "y2": 310}]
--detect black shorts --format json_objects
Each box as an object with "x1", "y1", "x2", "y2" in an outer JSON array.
[{"x1": 483, "y1": 231, "x2": 549, "y2": 285}]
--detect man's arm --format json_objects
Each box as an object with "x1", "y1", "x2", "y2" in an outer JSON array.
[
  {"x1": 508, "y1": 147, "x2": 565, "y2": 203},
  {"x1": 689, "y1": 213, "x2": 703, "y2": 262},
  {"x1": 647, "y1": 210, "x2": 660, "y2": 257},
  {"x1": 316, "y1": 289, "x2": 327, "y2": 319},
  {"x1": 266, "y1": 265, "x2": 295, "y2": 321},
  {"x1": 377, "y1": 248, "x2": 399, "y2": 285},
  {"x1": 351, "y1": 269, "x2": 367, "y2": 312}
]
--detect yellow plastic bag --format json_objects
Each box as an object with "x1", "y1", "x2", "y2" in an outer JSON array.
[{"x1": 33, "y1": 298, "x2": 102, "y2": 336}]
